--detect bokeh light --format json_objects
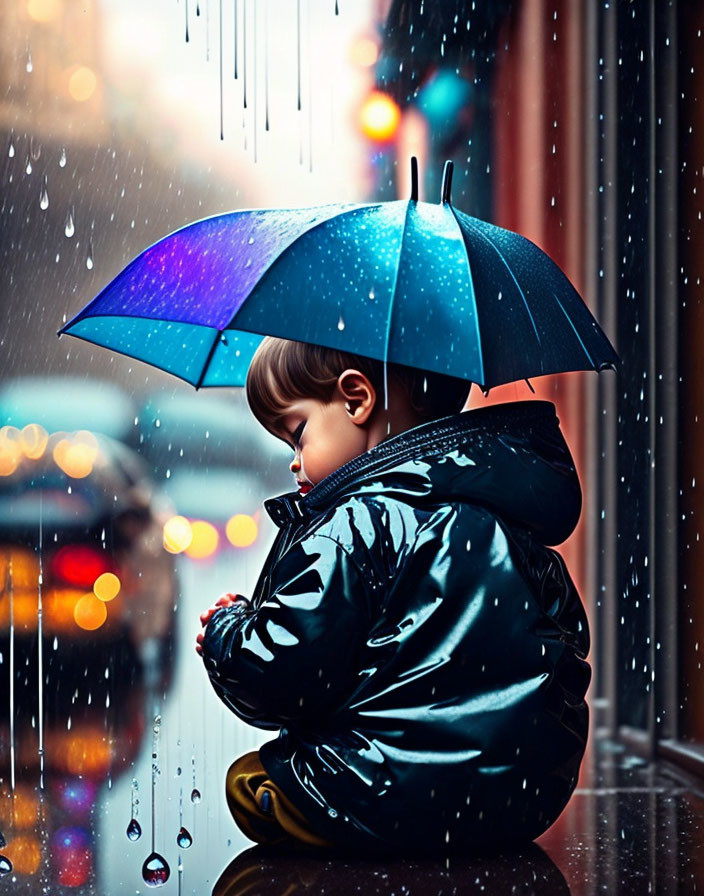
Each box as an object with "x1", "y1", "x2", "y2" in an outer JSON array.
[
  {"x1": 185, "y1": 520, "x2": 219, "y2": 559},
  {"x1": 3, "y1": 834, "x2": 41, "y2": 875},
  {"x1": 93, "y1": 572, "x2": 120, "y2": 602},
  {"x1": 359, "y1": 91, "x2": 401, "y2": 143},
  {"x1": 52, "y1": 431, "x2": 99, "y2": 478},
  {"x1": 73, "y1": 593, "x2": 107, "y2": 631},
  {"x1": 68, "y1": 66, "x2": 98, "y2": 102},
  {"x1": 163, "y1": 515, "x2": 193, "y2": 553},
  {"x1": 27, "y1": 0, "x2": 63, "y2": 23},
  {"x1": 20, "y1": 422, "x2": 48, "y2": 459},
  {"x1": 226, "y1": 514, "x2": 258, "y2": 548},
  {"x1": 349, "y1": 36, "x2": 379, "y2": 67},
  {"x1": 0, "y1": 425, "x2": 22, "y2": 476}
]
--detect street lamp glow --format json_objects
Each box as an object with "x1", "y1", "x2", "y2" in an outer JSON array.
[{"x1": 226, "y1": 514, "x2": 258, "y2": 548}]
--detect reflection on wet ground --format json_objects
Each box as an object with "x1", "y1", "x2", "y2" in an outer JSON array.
[{"x1": 214, "y1": 842, "x2": 569, "y2": 895}]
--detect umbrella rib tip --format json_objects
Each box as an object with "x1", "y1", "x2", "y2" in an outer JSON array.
[
  {"x1": 410, "y1": 156, "x2": 419, "y2": 202},
  {"x1": 441, "y1": 160, "x2": 454, "y2": 205}
]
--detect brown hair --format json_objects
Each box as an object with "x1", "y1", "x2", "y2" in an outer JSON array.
[{"x1": 245, "y1": 337, "x2": 470, "y2": 435}]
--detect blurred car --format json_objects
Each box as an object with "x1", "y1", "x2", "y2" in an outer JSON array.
[{"x1": 0, "y1": 377, "x2": 177, "y2": 886}]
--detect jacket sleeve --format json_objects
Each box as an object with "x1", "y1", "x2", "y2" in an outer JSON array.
[{"x1": 200, "y1": 531, "x2": 372, "y2": 728}]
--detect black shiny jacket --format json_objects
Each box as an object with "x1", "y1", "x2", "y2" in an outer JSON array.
[{"x1": 201, "y1": 400, "x2": 590, "y2": 853}]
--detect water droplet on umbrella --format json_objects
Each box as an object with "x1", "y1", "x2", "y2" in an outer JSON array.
[
  {"x1": 176, "y1": 826, "x2": 193, "y2": 848},
  {"x1": 39, "y1": 175, "x2": 49, "y2": 210},
  {"x1": 126, "y1": 818, "x2": 142, "y2": 841},
  {"x1": 337, "y1": 315, "x2": 345, "y2": 330},
  {"x1": 64, "y1": 210, "x2": 75, "y2": 238},
  {"x1": 142, "y1": 852, "x2": 170, "y2": 887},
  {"x1": 59, "y1": 147, "x2": 67, "y2": 167},
  {"x1": 190, "y1": 788, "x2": 201, "y2": 803},
  {"x1": 0, "y1": 855, "x2": 11, "y2": 874}
]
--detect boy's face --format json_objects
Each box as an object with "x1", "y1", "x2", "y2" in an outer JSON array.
[{"x1": 277, "y1": 395, "x2": 370, "y2": 493}]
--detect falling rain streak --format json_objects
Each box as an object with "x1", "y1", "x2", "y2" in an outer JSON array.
[
  {"x1": 37, "y1": 490, "x2": 44, "y2": 789},
  {"x1": 8, "y1": 560, "x2": 15, "y2": 792}
]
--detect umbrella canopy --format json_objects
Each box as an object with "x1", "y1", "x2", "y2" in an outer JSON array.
[{"x1": 59, "y1": 160, "x2": 618, "y2": 390}]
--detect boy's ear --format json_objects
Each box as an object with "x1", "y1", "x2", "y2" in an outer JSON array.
[{"x1": 336, "y1": 369, "x2": 376, "y2": 425}]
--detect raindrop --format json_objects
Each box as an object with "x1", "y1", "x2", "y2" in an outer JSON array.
[
  {"x1": 337, "y1": 315, "x2": 345, "y2": 331},
  {"x1": 0, "y1": 855, "x2": 11, "y2": 875},
  {"x1": 126, "y1": 818, "x2": 142, "y2": 841},
  {"x1": 30, "y1": 136, "x2": 41, "y2": 160},
  {"x1": 59, "y1": 147, "x2": 67, "y2": 167},
  {"x1": 7, "y1": 131, "x2": 14, "y2": 158},
  {"x1": 368, "y1": 288, "x2": 375, "y2": 300},
  {"x1": 335, "y1": 0, "x2": 339, "y2": 12},
  {"x1": 86, "y1": 241, "x2": 94, "y2": 270},
  {"x1": 176, "y1": 826, "x2": 193, "y2": 848},
  {"x1": 190, "y1": 788, "x2": 201, "y2": 803},
  {"x1": 39, "y1": 175, "x2": 49, "y2": 210},
  {"x1": 142, "y1": 852, "x2": 170, "y2": 887},
  {"x1": 64, "y1": 209, "x2": 75, "y2": 238},
  {"x1": 26, "y1": 46, "x2": 33, "y2": 73},
  {"x1": 25, "y1": 155, "x2": 32, "y2": 175}
]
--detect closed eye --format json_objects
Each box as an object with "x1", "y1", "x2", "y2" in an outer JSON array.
[{"x1": 290, "y1": 421, "x2": 306, "y2": 448}]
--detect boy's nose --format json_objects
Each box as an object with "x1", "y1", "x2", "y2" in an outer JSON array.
[{"x1": 289, "y1": 454, "x2": 301, "y2": 473}]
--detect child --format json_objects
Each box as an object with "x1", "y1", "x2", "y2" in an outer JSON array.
[{"x1": 197, "y1": 337, "x2": 590, "y2": 855}]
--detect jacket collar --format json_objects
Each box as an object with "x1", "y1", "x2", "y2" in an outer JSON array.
[{"x1": 264, "y1": 400, "x2": 559, "y2": 529}]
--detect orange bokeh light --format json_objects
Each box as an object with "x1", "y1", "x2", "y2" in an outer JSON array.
[
  {"x1": 3, "y1": 834, "x2": 41, "y2": 875},
  {"x1": 226, "y1": 514, "x2": 258, "y2": 548},
  {"x1": 93, "y1": 572, "x2": 120, "y2": 602},
  {"x1": 185, "y1": 520, "x2": 219, "y2": 559},
  {"x1": 359, "y1": 91, "x2": 401, "y2": 143},
  {"x1": 73, "y1": 593, "x2": 107, "y2": 631},
  {"x1": 20, "y1": 423, "x2": 48, "y2": 459},
  {"x1": 163, "y1": 515, "x2": 192, "y2": 553},
  {"x1": 68, "y1": 66, "x2": 97, "y2": 102}
]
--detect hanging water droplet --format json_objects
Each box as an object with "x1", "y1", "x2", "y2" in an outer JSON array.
[
  {"x1": 7, "y1": 131, "x2": 15, "y2": 158},
  {"x1": 0, "y1": 855, "x2": 11, "y2": 874},
  {"x1": 337, "y1": 315, "x2": 345, "y2": 331},
  {"x1": 190, "y1": 788, "x2": 201, "y2": 803},
  {"x1": 176, "y1": 826, "x2": 193, "y2": 848},
  {"x1": 126, "y1": 818, "x2": 142, "y2": 841},
  {"x1": 86, "y1": 240, "x2": 94, "y2": 270},
  {"x1": 59, "y1": 147, "x2": 67, "y2": 167},
  {"x1": 142, "y1": 852, "x2": 170, "y2": 887},
  {"x1": 39, "y1": 175, "x2": 49, "y2": 210},
  {"x1": 64, "y1": 210, "x2": 75, "y2": 238}
]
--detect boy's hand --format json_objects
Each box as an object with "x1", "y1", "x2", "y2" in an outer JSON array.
[{"x1": 196, "y1": 593, "x2": 248, "y2": 656}]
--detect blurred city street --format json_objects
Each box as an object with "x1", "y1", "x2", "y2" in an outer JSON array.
[{"x1": 2, "y1": 0, "x2": 704, "y2": 893}]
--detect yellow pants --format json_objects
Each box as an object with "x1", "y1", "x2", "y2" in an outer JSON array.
[{"x1": 226, "y1": 751, "x2": 333, "y2": 849}]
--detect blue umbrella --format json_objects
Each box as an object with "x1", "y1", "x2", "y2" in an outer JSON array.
[{"x1": 58, "y1": 160, "x2": 618, "y2": 390}]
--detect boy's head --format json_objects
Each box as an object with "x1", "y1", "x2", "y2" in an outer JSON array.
[{"x1": 246, "y1": 337, "x2": 470, "y2": 491}]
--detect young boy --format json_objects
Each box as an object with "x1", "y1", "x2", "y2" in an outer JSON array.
[{"x1": 197, "y1": 337, "x2": 590, "y2": 855}]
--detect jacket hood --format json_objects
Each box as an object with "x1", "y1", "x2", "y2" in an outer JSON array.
[{"x1": 265, "y1": 400, "x2": 581, "y2": 546}]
